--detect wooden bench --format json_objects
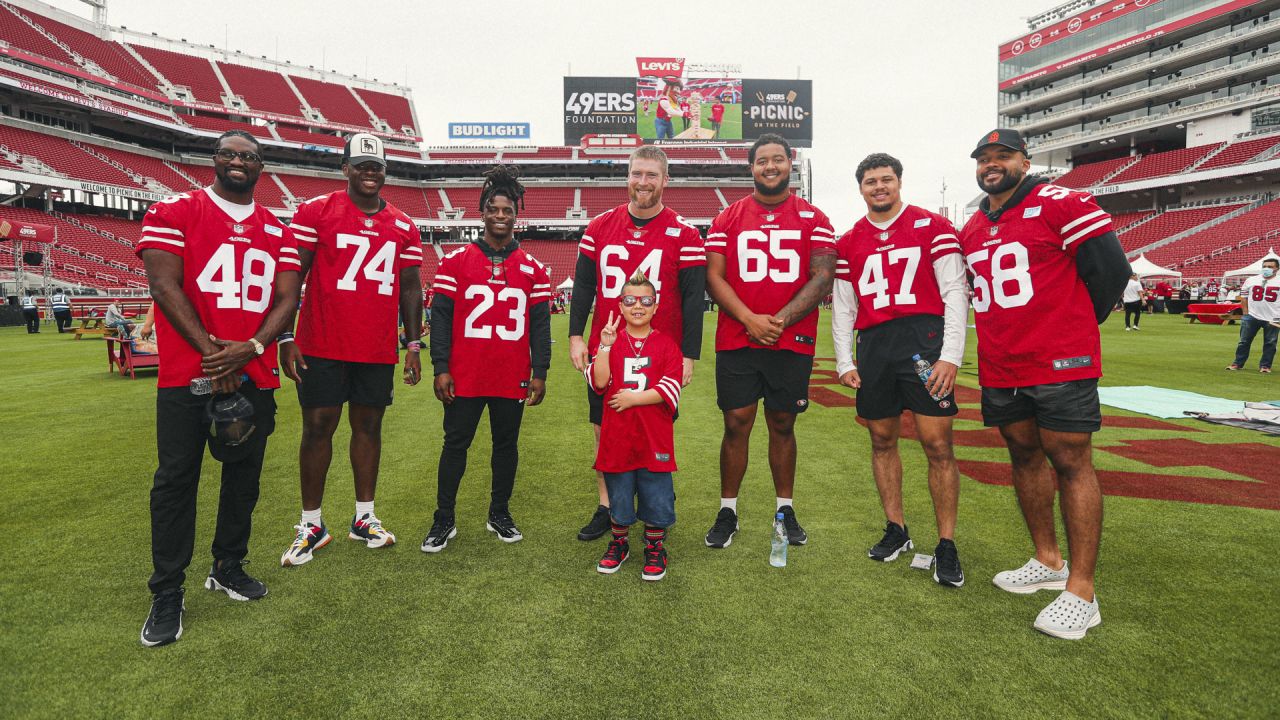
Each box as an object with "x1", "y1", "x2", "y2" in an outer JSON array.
[
  {"x1": 73, "y1": 317, "x2": 107, "y2": 339},
  {"x1": 105, "y1": 336, "x2": 160, "y2": 379}
]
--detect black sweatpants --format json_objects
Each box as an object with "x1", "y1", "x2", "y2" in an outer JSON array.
[
  {"x1": 54, "y1": 310, "x2": 71, "y2": 333},
  {"x1": 1124, "y1": 301, "x2": 1142, "y2": 328},
  {"x1": 436, "y1": 396, "x2": 525, "y2": 516},
  {"x1": 148, "y1": 383, "x2": 276, "y2": 594},
  {"x1": 23, "y1": 308, "x2": 38, "y2": 333}
]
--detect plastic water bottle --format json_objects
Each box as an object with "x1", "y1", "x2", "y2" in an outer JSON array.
[
  {"x1": 190, "y1": 376, "x2": 213, "y2": 395},
  {"x1": 912, "y1": 354, "x2": 945, "y2": 402},
  {"x1": 770, "y1": 512, "x2": 788, "y2": 567}
]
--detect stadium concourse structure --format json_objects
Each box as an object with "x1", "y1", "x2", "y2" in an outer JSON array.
[
  {"x1": 0, "y1": 0, "x2": 779, "y2": 303},
  {"x1": 989, "y1": 0, "x2": 1280, "y2": 282}
]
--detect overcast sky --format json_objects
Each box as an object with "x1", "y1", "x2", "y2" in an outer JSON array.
[{"x1": 43, "y1": 0, "x2": 1055, "y2": 230}]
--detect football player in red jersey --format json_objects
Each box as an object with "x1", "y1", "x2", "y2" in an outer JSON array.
[
  {"x1": 278, "y1": 134, "x2": 423, "y2": 567},
  {"x1": 703, "y1": 133, "x2": 836, "y2": 549},
  {"x1": 832, "y1": 153, "x2": 967, "y2": 587},
  {"x1": 421, "y1": 166, "x2": 552, "y2": 552},
  {"x1": 588, "y1": 271, "x2": 683, "y2": 581},
  {"x1": 959, "y1": 128, "x2": 1129, "y2": 639},
  {"x1": 568, "y1": 146, "x2": 706, "y2": 541},
  {"x1": 136, "y1": 130, "x2": 302, "y2": 647}
]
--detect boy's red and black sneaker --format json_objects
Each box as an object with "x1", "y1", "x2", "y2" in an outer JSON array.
[
  {"x1": 596, "y1": 538, "x2": 629, "y2": 574},
  {"x1": 642, "y1": 542, "x2": 668, "y2": 581}
]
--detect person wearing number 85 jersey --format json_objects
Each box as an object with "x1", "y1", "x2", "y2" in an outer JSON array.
[
  {"x1": 568, "y1": 146, "x2": 706, "y2": 541},
  {"x1": 136, "y1": 130, "x2": 302, "y2": 647},
  {"x1": 278, "y1": 133, "x2": 424, "y2": 567},
  {"x1": 421, "y1": 166, "x2": 552, "y2": 553},
  {"x1": 703, "y1": 133, "x2": 836, "y2": 549},
  {"x1": 831, "y1": 153, "x2": 967, "y2": 587},
  {"x1": 1228, "y1": 257, "x2": 1279, "y2": 372},
  {"x1": 959, "y1": 128, "x2": 1130, "y2": 639}
]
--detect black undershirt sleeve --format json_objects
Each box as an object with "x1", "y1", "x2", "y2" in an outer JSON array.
[
  {"x1": 569, "y1": 254, "x2": 597, "y2": 337},
  {"x1": 678, "y1": 265, "x2": 707, "y2": 359},
  {"x1": 429, "y1": 294, "x2": 454, "y2": 375},
  {"x1": 529, "y1": 303, "x2": 552, "y2": 380},
  {"x1": 1074, "y1": 230, "x2": 1132, "y2": 325}
]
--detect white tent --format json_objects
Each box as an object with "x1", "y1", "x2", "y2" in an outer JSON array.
[
  {"x1": 556, "y1": 277, "x2": 574, "y2": 290},
  {"x1": 1224, "y1": 247, "x2": 1280, "y2": 278},
  {"x1": 1129, "y1": 254, "x2": 1182, "y2": 278}
]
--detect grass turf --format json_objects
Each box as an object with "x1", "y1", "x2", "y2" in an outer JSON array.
[
  {"x1": 1, "y1": 311, "x2": 1277, "y2": 718},
  {"x1": 636, "y1": 103, "x2": 742, "y2": 141}
]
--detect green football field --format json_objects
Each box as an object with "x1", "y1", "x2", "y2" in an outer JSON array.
[
  {"x1": 2, "y1": 312, "x2": 1277, "y2": 718},
  {"x1": 636, "y1": 103, "x2": 743, "y2": 141}
]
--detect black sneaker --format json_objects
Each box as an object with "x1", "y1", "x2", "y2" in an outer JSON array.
[
  {"x1": 933, "y1": 539, "x2": 965, "y2": 587},
  {"x1": 704, "y1": 507, "x2": 738, "y2": 548},
  {"x1": 577, "y1": 504, "x2": 611, "y2": 541},
  {"x1": 642, "y1": 542, "x2": 668, "y2": 581},
  {"x1": 778, "y1": 505, "x2": 807, "y2": 546},
  {"x1": 421, "y1": 510, "x2": 457, "y2": 553},
  {"x1": 204, "y1": 560, "x2": 268, "y2": 601},
  {"x1": 486, "y1": 511, "x2": 523, "y2": 543},
  {"x1": 140, "y1": 587, "x2": 184, "y2": 647},
  {"x1": 868, "y1": 521, "x2": 913, "y2": 562}
]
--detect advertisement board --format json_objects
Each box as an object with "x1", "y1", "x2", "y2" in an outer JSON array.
[
  {"x1": 563, "y1": 77, "x2": 637, "y2": 144},
  {"x1": 448, "y1": 122, "x2": 531, "y2": 140},
  {"x1": 742, "y1": 79, "x2": 812, "y2": 147}
]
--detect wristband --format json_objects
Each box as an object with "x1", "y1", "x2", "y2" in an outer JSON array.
[
  {"x1": 407, "y1": 340, "x2": 423, "y2": 352},
  {"x1": 277, "y1": 332, "x2": 295, "y2": 345}
]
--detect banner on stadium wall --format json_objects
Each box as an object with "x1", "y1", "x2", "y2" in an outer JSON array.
[
  {"x1": 636, "y1": 57, "x2": 686, "y2": 78},
  {"x1": 447, "y1": 122, "x2": 531, "y2": 140},
  {"x1": 563, "y1": 77, "x2": 637, "y2": 144},
  {"x1": 742, "y1": 79, "x2": 813, "y2": 147},
  {"x1": 0, "y1": 167, "x2": 169, "y2": 202},
  {"x1": 0, "y1": 219, "x2": 53, "y2": 244}
]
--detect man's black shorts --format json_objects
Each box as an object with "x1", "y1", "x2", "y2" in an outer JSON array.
[
  {"x1": 716, "y1": 347, "x2": 813, "y2": 413},
  {"x1": 855, "y1": 314, "x2": 957, "y2": 420},
  {"x1": 981, "y1": 378, "x2": 1101, "y2": 434},
  {"x1": 296, "y1": 355, "x2": 395, "y2": 408}
]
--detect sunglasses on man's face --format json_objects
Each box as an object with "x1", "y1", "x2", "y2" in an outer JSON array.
[{"x1": 620, "y1": 295, "x2": 656, "y2": 307}]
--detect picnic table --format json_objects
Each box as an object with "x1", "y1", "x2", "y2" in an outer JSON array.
[
  {"x1": 74, "y1": 316, "x2": 107, "y2": 339},
  {"x1": 105, "y1": 335, "x2": 160, "y2": 379},
  {"x1": 1183, "y1": 303, "x2": 1241, "y2": 325}
]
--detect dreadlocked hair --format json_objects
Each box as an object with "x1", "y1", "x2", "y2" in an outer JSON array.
[{"x1": 479, "y1": 164, "x2": 525, "y2": 214}]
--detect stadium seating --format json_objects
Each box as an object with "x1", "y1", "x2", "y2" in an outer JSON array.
[
  {"x1": 719, "y1": 186, "x2": 753, "y2": 205},
  {"x1": 516, "y1": 240, "x2": 580, "y2": 286},
  {"x1": 127, "y1": 44, "x2": 225, "y2": 104},
  {"x1": 661, "y1": 147, "x2": 724, "y2": 160},
  {"x1": 418, "y1": 246, "x2": 439, "y2": 284},
  {"x1": 1147, "y1": 198, "x2": 1280, "y2": 273},
  {"x1": 353, "y1": 88, "x2": 416, "y2": 134},
  {"x1": 664, "y1": 187, "x2": 724, "y2": 217},
  {"x1": 22, "y1": 10, "x2": 155, "y2": 90},
  {"x1": 578, "y1": 186, "x2": 629, "y2": 216},
  {"x1": 290, "y1": 75, "x2": 371, "y2": 127},
  {"x1": 1107, "y1": 145, "x2": 1223, "y2": 184},
  {"x1": 174, "y1": 162, "x2": 215, "y2": 187},
  {"x1": 217, "y1": 61, "x2": 303, "y2": 118},
  {"x1": 520, "y1": 187, "x2": 576, "y2": 218},
  {"x1": 0, "y1": 9, "x2": 74, "y2": 65},
  {"x1": 272, "y1": 124, "x2": 345, "y2": 148},
  {"x1": 1054, "y1": 156, "x2": 1134, "y2": 189},
  {"x1": 441, "y1": 187, "x2": 481, "y2": 215},
  {"x1": 379, "y1": 184, "x2": 434, "y2": 219},
  {"x1": 1109, "y1": 210, "x2": 1155, "y2": 232},
  {"x1": 180, "y1": 114, "x2": 265, "y2": 137},
  {"x1": 1117, "y1": 203, "x2": 1245, "y2": 253},
  {"x1": 0, "y1": 205, "x2": 144, "y2": 278},
  {"x1": 274, "y1": 173, "x2": 344, "y2": 202},
  {"x1": 1195, "y1": 135, "x2": 1280, "y2": 171},
  {"x1": 428, "y1": 150, "x2": 499, "y2": 161},
  {"x1": 0, "y1": 124, "x2": 136, "y2": 186},
  {"x1": 503, "y1": 147, "x2": 574, "y2": 161}
]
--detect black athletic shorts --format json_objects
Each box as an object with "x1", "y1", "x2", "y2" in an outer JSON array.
[
  {"x1": 855, "y1": 314, "x2": 957, "y2": 420},
  {"x1": 716, "y1": 347, "x2": 813, "y2": 413},
  {"x1": 981, "y1": 378, "x2": 1101, "y2": 434},
  {"x1": 296, "y1": 355, "x2": 395, "y2": 408}
]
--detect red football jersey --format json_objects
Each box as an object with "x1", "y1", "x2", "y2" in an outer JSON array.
[
  {"x1": 706, "y1": 194, "x2": 836, "y2": 354},
  {"x1": 835, "y1": 205, "x2": 961, "y2": 330},
  {"x1": 136, "y1": 188, "x2": 300, "y2": 389},
  {"x1": 958, "y1": 182, "x2": 1113, "y2": 388},
  {"x1": 290, "y1": 191, "x2": 422, "y2": 364},
  {"x1": 578, "y1": 204, "x2": 705, "y2": 355},
  {"x1": 589, "y1": 329, "x2": 682, "y2": 473},
  {"x1": 433, "y1": 243, "x2": 552, "y2": 399},
  {"x1": 711, "y1": 104, "x2": 725, "y2": 122}
]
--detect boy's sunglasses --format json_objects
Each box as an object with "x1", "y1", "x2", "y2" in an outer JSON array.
[{"x1": 620, "y1": 295, "x2": 656, "y2": 307}]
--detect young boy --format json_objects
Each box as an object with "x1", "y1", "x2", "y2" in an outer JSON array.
[{"x1": 588, "y1": 272, "x2": 683, "y2": 581}]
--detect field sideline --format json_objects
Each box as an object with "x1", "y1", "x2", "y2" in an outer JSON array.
[{"x1": 1, "y1": 312, "x2": 1277, "y2": 718}]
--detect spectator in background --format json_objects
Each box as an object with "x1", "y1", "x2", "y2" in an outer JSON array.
[
  {"x1": 1179, "y1": 284, "x2": 1191, "y2": 300},
  {"x1": 21, "y1": 290, "x2": 39, "y2": 333},
  {"x1": 1122, "y1": 273, "x2": 1143, "y2": 331},
  {"x1": 105, "y1": 300, "x2": 136, "y2": 338},
  {"x1": 1228, "y1": 257, "x2": 1280, "y2": 373},
  {"x1": 1189, "y1": 283, "x2": 1203, "y2": 301},
  {"x1": 1226, "y1": 286, "x2": 1241, "y2": 303},
  {"x1": 1155, "y1": 279, "x2": 1173, "y2": 313},
  {"x1": 710, "y1": 97, "x2": 726, "y2": 136},
  {"x1": 51, "y1": 288, "x2": 72, "y2": 332}
]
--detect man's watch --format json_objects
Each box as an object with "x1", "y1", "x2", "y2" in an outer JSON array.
[{"x1": 248, "y1": 337, "x2": 265, "y2": 356}]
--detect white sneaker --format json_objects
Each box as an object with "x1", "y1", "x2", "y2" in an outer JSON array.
[
  {"x1": 992, "y1": 558, "x2": 1069, "y2": 594},
  {"x1": 1034, "y1": 590, "x2": 1101, "y2": 640}
]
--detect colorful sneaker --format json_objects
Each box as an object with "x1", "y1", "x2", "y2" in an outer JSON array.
[
  {"x1": 349, "y1": 513, "x2": 396, "y2": 548},
  {"x1": 596, "y1": 538, "x2": 630, "y2": 574},
  {"x1": 204, "y1": 560, "x2": 267, "y2": 601},
  {"x1": 1226, "y1": 363, "x2": 1241, "y2": 371},
  {"x1": 779, "y1": 505, "x2": 807, "y2": 545},
  {"x1": 993, "y1": 557, "x2": 1069, "y2": 594},
  {"x1": 704, "y1": 507, "x2": 738, "y2": 548},
  {"x1": 868, "y1": 521, "x2": 912, "y2": 561},
  {"x1": 642, "y1": 542, "x2": 668, "y2": 581},
  {"x1": 577, "y1": 504, "x2": 611, "y2": 541},
  {"x1": 1034, "y1": 590, "x2": 1101, "y2": 640},
  {"x1": 486, "y1": 511, "x2": 523, "y2": 543},
  {"x1": 1261, "y1": 367, "x2": 1272, "y2": 374},
  {"x1": 420, "y1": 510, "x2": 457, "y2": 554},
  {"x1": 140, "y1": 588, "x2": 184, "y2": 647},
  {"x1": 932, "y1": 539, "x2": 964, "y2": 588},
  {"x1": 280, "y1": 522, "x2": 331, "y2": 567}
]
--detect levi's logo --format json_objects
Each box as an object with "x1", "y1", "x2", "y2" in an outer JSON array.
[
  {"x1": 640, "y1": 61, "x2": 681, "y2": 72},
  {"x1": 914, "y1": 217, "x2": 931, "y2": 228},
  {"x1": 665, "y1": 227, "x2": 681, "y2": 237},
  {"x1": 1023, "y1": 206, "x2": 1042, "y2": 219}
]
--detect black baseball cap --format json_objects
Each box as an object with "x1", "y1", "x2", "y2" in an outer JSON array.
[
  {"x1": 205, "y1": 392, "x2": 257, "y2": 462},
  {"x1": 971, "y1": 128, "x2": 1031, "y2": 159}
]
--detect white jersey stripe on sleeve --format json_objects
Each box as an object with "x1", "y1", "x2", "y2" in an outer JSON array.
[
  {"x1": 141, "y1": 226, "x2": 184, "y2": 237},
  {"x1": 1058, "y1": 209, "x2": 1107, "y2": 235},
  {"x1": 138, "y1": 237, "x2": 184, "y2": 248},
  {"x1": 1062, "y1": 219, "x2": 1111, "y2": 249}
]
